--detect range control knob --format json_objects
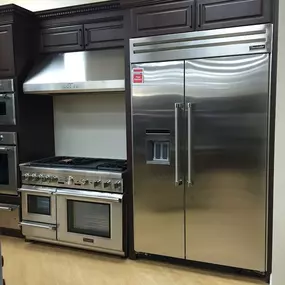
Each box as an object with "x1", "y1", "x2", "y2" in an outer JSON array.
[
  {"x1": 103, "y1": 180, "x2": 111, "y2": 188},
  {"x1": 52, "y1": 176, "x2": 58, "y2": 182},
  {"x1": 81, "y1": 179, "x2": 89, "y2": 185},
  {"x1": 46, "y1": 175, "x2": 51, "y2": 183},
  {"x1": 114, "y1": 181, "x2": 122, "y2": 189},
  {"x1": 23, "y1": 173, "x2": 31, "y2": 181},
  {"x1": 94, "y1": 180, "x2": 101, "y2": 187},
  {"x1": 32, "y1": 173, "x2": 39, "y2": 181},
  {"x1": 39, "y1": 174, "x2": 46, "y2": 182},
  {"x1": 68, "y1": 176, "x2": 74, "y2": 185}
]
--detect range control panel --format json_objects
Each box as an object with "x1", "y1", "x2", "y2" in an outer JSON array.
[{"x1": 21, "y1": 171, "x2": 124, "y2": 193}]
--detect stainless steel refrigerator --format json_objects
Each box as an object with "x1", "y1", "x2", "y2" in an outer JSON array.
[{"x1": 130, "y1": 24, "x2": 273, "y2": 272}]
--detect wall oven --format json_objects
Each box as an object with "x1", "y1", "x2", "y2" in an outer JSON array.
[
  {"x1": 0, "y1": 79, "x2": 16, "y2": 125},
  {"x1": 57, "y1": 189, "x2": 123, "y2": 254},
  {"x1": 0, "y1": 132, "x2": 18, "y2": 195}
]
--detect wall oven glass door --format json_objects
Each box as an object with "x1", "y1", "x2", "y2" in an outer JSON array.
[
  {"x1": 57, "y1": 189, "x2": 123, "y2": 252},
  {"x1": 0, "y1": 146, "x2": 17, "y2": 194},
  {"x1": 0, "y1": 94, "x2": 16, "y2": 125},
  {"x1": 19, "y1": 186, "x2": 56, "y2": 224}
]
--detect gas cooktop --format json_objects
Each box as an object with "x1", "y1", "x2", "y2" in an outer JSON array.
[{"x1": 26, "y1": 156, "x2": 127, "y2": 172}]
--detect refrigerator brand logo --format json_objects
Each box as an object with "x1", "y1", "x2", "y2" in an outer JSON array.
[
  {"x1": 249, "y1": 44, "x2": 266, "y2": 51},
  {"x1": 62, "y1": 83, "x2": 79, "y2": 89},
  {"x1": 133, "y1": 68, "x2": 144, "y2": 84}
]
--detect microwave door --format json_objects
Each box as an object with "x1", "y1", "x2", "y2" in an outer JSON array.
[
  {"x1": 0, "y1": 94, "x2": 16, "y2": 125},
  {"x1": 0, "y1": 146, "x2": 17, "y2": 194}
]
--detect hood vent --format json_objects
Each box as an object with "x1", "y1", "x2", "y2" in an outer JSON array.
[{"x1": 23, "y1": 49, "x2": 125, "y2": 94}]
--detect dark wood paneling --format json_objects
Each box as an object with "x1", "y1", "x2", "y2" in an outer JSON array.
[
  {"x1": 0, "y1": 24, "x2": 14, "y2": 78},
  {"x1": 40, "y1": 25, "x2": 84, "y2": 53},
  {"x1": 131, "y1": 0, "x2": 195, "y2": 37},
  {"x1": 196, "y1": 0, "x2": 271, "y2": 30},
  {"x1": 84, "y1": 19, "x2": 124, "y2": 50}
]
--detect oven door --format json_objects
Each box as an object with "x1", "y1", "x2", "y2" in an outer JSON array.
[
  {"x1": 0, "y1": 146, "x2": 17, "y2": 195},
  {"x1": 56, "y1": 189, "x2": 123, "y2": 252},
  {"x1": 19, "y1": 185, "x2": 56, "y2": 224},
  {"x1": 0, "y1": 94, "x2": 16, "y2": 125}
]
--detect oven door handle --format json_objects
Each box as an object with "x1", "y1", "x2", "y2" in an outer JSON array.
[
  {"x1": 0, "y1": 147, "x2": 9, "y2": 152},
  {"x1": 55, "y1": 190, "x2": 122, "y2": 203},
  {"x1": 0, "y1": 204, "x2": 18, "y2": 212},
  {"x1": 18, "y1": 188, "x2": 55, "y2": 195},
  {"x1": 19, "y1": 221, "x2": 57, "y2": 231}
]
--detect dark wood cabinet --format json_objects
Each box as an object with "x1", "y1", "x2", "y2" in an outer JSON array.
[
  {"x1": 84, "y1": 19, "x2": 124, "y2": 50},
  {"x1": 0, "y1": 25, "x2": 15, "y2": 78},
  {"x1": 40, "y1": 25, "x2": 84, "y2": 53},
  {"x1": 196, "y1": 0, "x2": 271, "y2": 30},
  {"x1": 131, "y1": 0, "x2": 195, "y2": 37}
]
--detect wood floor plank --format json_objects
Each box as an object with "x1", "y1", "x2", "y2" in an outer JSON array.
[{"x1": 0, "y1": 236, "x2": 265, "y2": 285}]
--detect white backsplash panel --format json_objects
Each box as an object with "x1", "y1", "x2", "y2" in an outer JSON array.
[{"x1": 54, "y1": 93, "x2": 126, "y2": 159}]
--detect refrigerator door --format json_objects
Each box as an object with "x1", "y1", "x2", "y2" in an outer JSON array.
[
  {"x1": 185, "y1": 54, "x2": 270, "y2": 271},
  {"x1": 132, "y1": 61, "x2": 185, "y2": 258}
]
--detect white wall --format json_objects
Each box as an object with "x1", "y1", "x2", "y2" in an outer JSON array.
[
  {"x1": 54, "y1": 94, "x2": 127, "y2": 159},
  {"x1": 272, "y1": 2, "x2": 285, "y2": 285},
  {"x1": 0, "y1": 0, "x2": 109, "y2": 11}
]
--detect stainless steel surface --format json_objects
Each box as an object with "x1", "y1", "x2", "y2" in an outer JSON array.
[
  {"x1": 20, "y1": 185, "x2": 56, "y2": 225},
  {"x1": 23, "y1": 236, "x2": 125, "y2": 256},
  {"x1": 56, "y1": 189, "x2": 122, "y2": 203},
  {"x1": 20, "y1": 165, "x2": 124, "y2": 193},
  {"x1": 0, "y1": 145, "x2": 18, "y2": 195},
  {"x1": 21, "y1": 221, "x2": 57, "y2": 240},
  {"x1": 130, "y1": 24, "x2": 272, "y2": 63},
  {"x1": 184, "y1": 54, "x2": 269, "y2": 271},
  {"x1": 0, "y1": 93, "x2": 16, "y2": 125},
  {"x1": 132, "y1": 61, "x2": 185, "y2": 258},
  {"x1": 23, "y1": 49, "x2": 125, "y2": 94},
  {"x1": 57, "y1": 190, "x2": 123, "y2": 252},
  {"x1": 0, "y1": 204, "x2": 19, "y2": 230},
  {"x1": 0, "y1": 132, "x2": 16, "y2": 146},
  {"x1": 20, "y1": 221, "x2": 57, "y2": 230},
  {"x1": 187, "y1": 103, "x2": 193, "y2": 187},
  {"x1": 0, "y1": 79, "x2": 14, "y2": 92},
  {"x1": 175, "y1": 103, "x2": 181, "y2": 186}
]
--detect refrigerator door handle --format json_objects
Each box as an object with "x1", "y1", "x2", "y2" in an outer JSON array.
[
  {"x1": 187, "y1": 103, "x2": 193, "y2": 187},
  {"x1": 175, "y1": 103, "x2": 182, "y2": 186}
]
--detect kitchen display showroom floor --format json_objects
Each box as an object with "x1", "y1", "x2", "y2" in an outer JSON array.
[{"x1": 1, "y1": 236, "x2": 265, "y2": 285}]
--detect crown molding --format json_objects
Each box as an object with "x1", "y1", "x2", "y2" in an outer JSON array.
[
  {"x1": 0, "y1": 4, "x2": 34, "y2": 17},
  {"x1": 36, "y1": 1, "x2": 121, "y2": 19},
  {"x1": 120, "y1": 0, "x2": 180, "y2": 8}
]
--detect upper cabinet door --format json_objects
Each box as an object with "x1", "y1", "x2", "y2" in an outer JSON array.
[
  {"x1": 40, "y1": 25, "x2": 84, "y2": 53},
  {"x1": 196, "y1": 0, "x2": 271, "y2": 30},
  {"x1": 0, "y1": 25, "x2": 15, "y2": 77},
  {"x1": 84, "y1": 19, "x2": 124, "y2": 50},
  {"x1": 131, "y1": 0, "x2": 195, "y2": 37}
]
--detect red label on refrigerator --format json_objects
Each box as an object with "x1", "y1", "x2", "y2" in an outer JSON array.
[{"x1": 133, "y1": 68, "x2": 144, "y2": 84}]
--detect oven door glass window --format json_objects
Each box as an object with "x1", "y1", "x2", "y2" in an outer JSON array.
[
  {"x1": 0, "y1": 102, "x2": 6, "y2": 116},
  {"x1": 27, "y1": 195, "x2": 51, "y2": 216},
  {"x1": 0, "y1": 153, "x2": 9, "y2": 185},
  {"x1": 67, "y1": 200, "x2": 110, "y2": 238}
]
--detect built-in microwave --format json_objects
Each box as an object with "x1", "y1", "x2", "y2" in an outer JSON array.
[{"x1": 0, "y1": 79, "x2": 16, "y2": 126}]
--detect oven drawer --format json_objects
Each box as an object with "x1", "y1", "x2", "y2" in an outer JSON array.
[
  {"x1": 20, "y1": 221, "x2": 57, "y2": 240},
  {"x1": 19, "y1": 186, "x2": 56, "y2": 224},
  {"x1": 0, "y1": 203, "x2": 19, "y2": 230}
]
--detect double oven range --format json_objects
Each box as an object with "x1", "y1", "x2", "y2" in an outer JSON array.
[{"x1": 19, "y1": 157, "x2": 127, "y2": 256}]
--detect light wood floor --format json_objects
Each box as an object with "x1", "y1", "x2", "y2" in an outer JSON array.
[{"x1": 1, "y1": 236, "x2": 265, "y2": 285}]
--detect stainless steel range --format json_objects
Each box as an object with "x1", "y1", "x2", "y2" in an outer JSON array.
[{"x1": 19, "y1": 157, "x2": 127, "y2": 256}]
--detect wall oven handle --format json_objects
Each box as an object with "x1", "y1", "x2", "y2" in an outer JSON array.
[
  {"x1": 18, "y1": 188, "x2": 55, "y2": 195},
  {"x1": 19, "y1": 222, "x2": 57, "y2": 231},
  {"x1": 55, "y1": 190, "x2": 122, "y2": 203},
  {"x1": 0, "y1": 204, "x2": 18, "y2": 212},
  {"x1": 187, "y1": 103, "x2": 193, "y2": 187},
  {"x1": 175, "y1": 103, "x2": 182, "y2": 186},
  {"x1": 0, "y1": 147, "x2": 8, "y2": 152}
]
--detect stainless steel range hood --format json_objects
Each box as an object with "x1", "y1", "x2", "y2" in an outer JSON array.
[{"x1": 23, "y1": 49, "x2": 125, "y2": 94}]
